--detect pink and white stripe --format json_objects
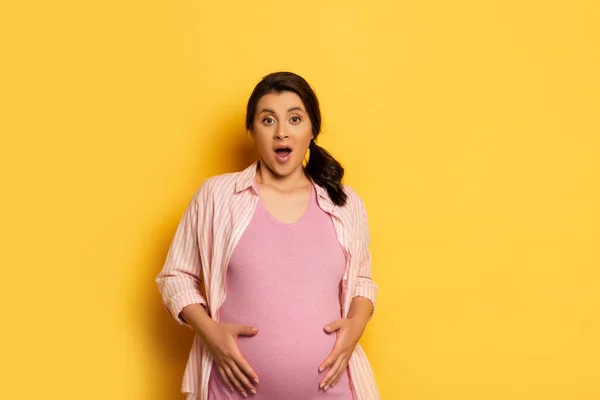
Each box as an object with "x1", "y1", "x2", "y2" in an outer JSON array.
[{"x1": 156, "y1": 161, "x2": 380, "y2": 400}]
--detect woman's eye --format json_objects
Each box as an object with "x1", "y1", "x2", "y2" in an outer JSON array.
[
  {"x1": 262, "y1": 117, "x2": 275, "y2": 124},
  {"x1": 290, "y1": 116, "x2": 301, "y2": 123}
]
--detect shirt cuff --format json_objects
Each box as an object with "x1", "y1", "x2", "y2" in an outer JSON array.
[
  {"x1": 353, "y1": 277, "x2": 378, "y2": 319},
  {"x1": 165, "y1": 291, "x2": 208, "y2": 327}
]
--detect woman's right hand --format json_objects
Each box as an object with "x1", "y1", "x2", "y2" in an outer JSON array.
[{"x1": 200, "y1": 321, "x2": 260, "y2": 398}]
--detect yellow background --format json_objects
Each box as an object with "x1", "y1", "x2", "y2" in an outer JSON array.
[{"x1": 1, "y1": 0, "x2": 599, "y2": 399}]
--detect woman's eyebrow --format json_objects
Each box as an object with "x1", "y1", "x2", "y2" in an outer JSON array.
[{"x1": 258, "y1": 107, "x2": 305, "y2": 115}]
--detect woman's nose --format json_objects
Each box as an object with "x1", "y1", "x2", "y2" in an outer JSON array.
[{"x1": 275, "y1": 131, "x2": 289, "y2": 139}]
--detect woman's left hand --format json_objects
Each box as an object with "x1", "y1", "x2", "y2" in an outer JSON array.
[{"x1": 318, "y1": 317, "x2": 367, "y2": 391}]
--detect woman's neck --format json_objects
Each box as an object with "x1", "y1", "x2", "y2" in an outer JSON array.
[{"x1": 256, "y1": 160, "x2": 311, "y2": 193}]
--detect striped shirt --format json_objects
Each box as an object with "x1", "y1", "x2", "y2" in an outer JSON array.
[{"x1": 156, "y1": 161, "x2": 380, "y2": 400}]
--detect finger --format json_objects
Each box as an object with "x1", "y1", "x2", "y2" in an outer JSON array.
[
  {"x1": 237, "y1": 325, "x2": 259, "y2": 337},
  {"x1": 217, "y1": 366, "x2": 235, "y2": 393},
  {"x1": 229, "y1": 359, "x2": 257, "y2": 395},
  {"x1": 324, "y1": 318, "x2": 343, "y2": 333},
  {"x1": 321, "y1": 358, "x2": 343, "y2": 391},
  {"x1": 321, "y1": 355, "x2": 345, "y2": 391},
  {"x1": 330, "y1": 357, "x2": 350, "y2": 388},
  {"x1": 318, "y1": 348, "x2": 341, "y2": 373},
  {"x1": 223, "y1": 364, "x2": 246, "y2": 397},
  {"x1": 235, "y1": 353, "x2": 260, "y2": 385}
]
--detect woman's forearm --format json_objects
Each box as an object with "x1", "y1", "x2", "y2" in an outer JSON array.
[
  {"x1": 347, "y1": 296, "x2": 373, "y2": 328},
  {"x1": 180, "y1": 304, "x2": 216, "y2": 337}
]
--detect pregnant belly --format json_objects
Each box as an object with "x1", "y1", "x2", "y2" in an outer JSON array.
[{"x1": 208, "y1": 322, "x2": 353, "y2": 399}]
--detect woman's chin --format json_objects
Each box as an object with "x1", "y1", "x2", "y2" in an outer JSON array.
[{"x1": 261, "y1": 158, "x2": 301, "y2": 177}]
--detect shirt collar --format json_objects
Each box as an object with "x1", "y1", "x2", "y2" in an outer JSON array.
[
  {"x1": 234, "y1": 160, "x2": 339, "y2": 216},
  {"x1": 234, "y1": 161, "x2": 260, "y2": 194}
]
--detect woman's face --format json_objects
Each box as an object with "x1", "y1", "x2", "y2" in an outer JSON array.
[{"x1": 251, "y1": 91, "x2": 314, "y2": 178}]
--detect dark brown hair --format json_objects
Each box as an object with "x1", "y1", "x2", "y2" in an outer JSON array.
[{"x1": 245, "y1": 71, "x2": 347, "y2": 206}]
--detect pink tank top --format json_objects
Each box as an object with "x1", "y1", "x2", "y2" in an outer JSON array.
[{"x1": 207, "y1": 180, "x2": 352, "y2": 399}]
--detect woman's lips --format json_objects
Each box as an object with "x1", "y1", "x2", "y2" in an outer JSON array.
[{"x1": 274, "y1": 149, "x2": 292, "y2": 163}]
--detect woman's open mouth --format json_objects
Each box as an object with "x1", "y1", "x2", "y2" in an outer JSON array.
[{"x1": 274, "y1": 147, "x2": 292, "y2": 163}]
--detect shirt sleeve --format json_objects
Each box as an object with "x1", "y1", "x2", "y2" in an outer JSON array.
[
  {"x1": 352, "y1": 192, "x2": 379, "y2": 319},
  {"x1": 155, "y1": 185, "x2": 208, "y2": 327}
]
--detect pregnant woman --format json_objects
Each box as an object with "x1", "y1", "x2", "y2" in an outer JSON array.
[{"x1": 156, "y1": 71, "x2": 380, "y2": 400}]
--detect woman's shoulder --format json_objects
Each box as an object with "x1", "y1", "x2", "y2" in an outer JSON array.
[
  {"x1": 341, "y1": 184, "x2": 367, "y2": 212},
  {"x1": 191, "y1": 170, "x2": 245, "y2": 202},
  {"x1": 203, "y1": 170, "x2": 240, "y2": 191}
]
